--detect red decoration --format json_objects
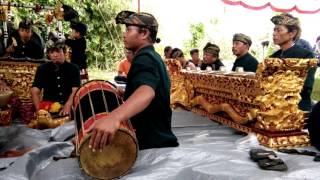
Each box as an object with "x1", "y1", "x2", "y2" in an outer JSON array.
[
  {"x1": 221, "y1": 0, "x2": 320, "y2": 14},
  {"x1": 38, "y1": 101, "x2": 53, "y2": 111}
]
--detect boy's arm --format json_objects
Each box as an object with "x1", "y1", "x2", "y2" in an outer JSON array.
[
  {"x1": 59, "y1": 87, "x2": 78, "y2": 116},
  {"x1": 31, "y1": 87, "x2": 41, "y2": 111}
]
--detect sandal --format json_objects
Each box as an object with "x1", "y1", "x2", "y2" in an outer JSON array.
[
  {"x1": 258, "y1": 157, "x2": 288, "y2": 171},
  {"x1": 249, "y1": 149, "x2": 277, "y2": 161},
  {"x1": 249, "y1": 148, "x2": 287, "y2": 171}
]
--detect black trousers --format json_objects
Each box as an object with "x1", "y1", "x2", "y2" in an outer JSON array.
[
  {"x1": 308, "y1": 101, "x2": 320, "y2": 151},
  {"x1": 299, "y1": 86, "x2": 313, "y2": 111}
]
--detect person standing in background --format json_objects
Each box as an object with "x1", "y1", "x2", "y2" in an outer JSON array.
[{"x1": 65, "y1": 22, "x2": 88, "y2": 83}]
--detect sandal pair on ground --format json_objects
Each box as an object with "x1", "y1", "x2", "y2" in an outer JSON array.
[{"x1": 249, "y1": 148, "x2": 288, "y2": 171}]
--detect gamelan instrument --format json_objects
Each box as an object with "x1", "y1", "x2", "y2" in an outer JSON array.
[
  {"x1": 73, "y1": 80, "x2": 137, "y2": 179},
  {"x1": 166, "y1": 58, "x2": 318, "y2": 149},
  {"x1": 0, "y1": 57, "x2": 48, "y2": 124}
]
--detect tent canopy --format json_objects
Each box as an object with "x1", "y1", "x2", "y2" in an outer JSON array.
[{"x1": 222, "y1": 0, "x2": 320, "y2": 14}]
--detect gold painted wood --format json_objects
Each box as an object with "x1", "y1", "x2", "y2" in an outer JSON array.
[{"x1": 166, "y1": 58, "x2": 317, "y2": 148}]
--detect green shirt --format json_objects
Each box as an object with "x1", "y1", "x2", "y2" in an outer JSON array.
[
  {"x1": 124, "y1": 45, "x2": 179, "y2": 150},
  {"x1": 232, "y1": 53, "x2": 258, "y2": 72}
]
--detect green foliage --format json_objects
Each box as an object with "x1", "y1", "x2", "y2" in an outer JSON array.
[
  {"x1": 183, "y1": 22, "x2": 205, "y2": 56},
  {"x1": 312, "y1": 78, "x2": 320, "y2": 101},
  {"x1": 8, "y1": 0, "x2": 130, "y2": 71}
]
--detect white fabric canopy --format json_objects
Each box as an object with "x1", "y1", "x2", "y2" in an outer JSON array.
[{"x1": 222, "y1": 0, "x2": 320, "y2": 14}]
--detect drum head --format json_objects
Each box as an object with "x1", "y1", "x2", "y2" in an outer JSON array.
[
  {"x1": 79, "y1": 130, "x2": 138, "y2": 179},
  {"x1": 73, "y1": 80, "x2": 121, "y2": 136}
]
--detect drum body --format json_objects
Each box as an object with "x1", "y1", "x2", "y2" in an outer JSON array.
[{"x1": 73, "y1": 80, "x2": 138, "y2": 179}]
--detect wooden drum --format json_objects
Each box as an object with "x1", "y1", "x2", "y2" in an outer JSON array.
[{"x1": 73, "y1": 80, "x2": 138, "y2": 179}]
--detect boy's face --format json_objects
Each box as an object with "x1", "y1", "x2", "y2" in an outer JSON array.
[
  {"x1": 18, "y1": 28, "x2": 32, "y2": 42},
  {"x1": 191, "y1": 52, "x2": 200, "y2": 62},
  {"x1": 47, "y1": 48, "x2": 65, "y2": 64},
  {"x1": 71, "y1": 29, "x2": 80, "y2": 39}
]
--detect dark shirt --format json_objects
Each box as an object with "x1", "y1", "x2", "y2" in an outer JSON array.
[
  {"x1": 7, "y1": 30, "x2": 44, "y2": 59},
  {"x1": 124, "y1": 45, "x2": 179, "y2": 150},
  {"x1": 232, "y1": 53, "x2": 258, "y2": 72},
  {"x1": 32, "y1": 61, "x2": 80, "y2": 104},
  {"x1": 270, "y1": 44, "x2": 316, "y2": 111},
  {"x1": 200, "y1": 59, "x2": 224, "y2": 70},
  {"x1": 270, "y1": 45, "x2": 315, "y2": 88},
  {"x1": 188, "y1": 59, "x2": 202, "y2": 67},
  {"x1": 65, "y1": 37, "x2": 87, "y2": 69}
]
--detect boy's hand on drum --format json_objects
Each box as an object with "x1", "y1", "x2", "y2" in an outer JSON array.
[
  {"x1": 89, "y1": 115, "x2": 121, "y2": 152},
  {"x1": 59, "y1": 102, "x2": 71, "y2": 116}
]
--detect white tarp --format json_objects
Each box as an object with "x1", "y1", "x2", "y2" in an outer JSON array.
[{"x1": 0, "y1": 109, "x2": 320, "y2": 180}]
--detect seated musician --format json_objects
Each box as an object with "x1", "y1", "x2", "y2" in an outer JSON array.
[
  {"x1": 31, "y1": 33, "x2": 80, "y2": 116},
  {"x1": 231, "y1": 33, "x2": 258, "y2": 72},
  {"x1": 5, "y1": 18, "x2": 44, "y2": 59},
  {"x1": 269, "y1": 13, "x2": 316, "y2": 111},
  {"x1": 89, "y1": 11, "x2": 179, "y2": 150},
  {"x1": 163, "y1": 46, "x2": 172, "y2": 60},
  {"x1": 189, "y1": 48, "x2": 202, "y2": 68},
  {"x1": 171, "y1": 48, "x2": 196, "y2": 70},
  {"x1": 200, "y1": 42, "x2": 224, "y2": 70}
]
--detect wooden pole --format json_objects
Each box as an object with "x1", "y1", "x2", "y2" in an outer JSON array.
[{"x1": 138, "y1": 0, "x2": 140, "y2": 14}]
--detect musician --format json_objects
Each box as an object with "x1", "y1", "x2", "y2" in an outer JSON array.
[
  {"x1": 200, "y1": 42, "x2": 224, "y2": 70},
  {"x1": 31, "y1": 33, "x2": 80, "y2": 116},
  {"x1": 171, "y1": 48, "x2": 196, "y2": 70},
  {"x1": 65, "y1": 22, "x2": 88, "y2": 83},
  {"x1": 231, "y1": 33, "x2": 258, "y2": 72},
  {"x1": 269, "y1": 13, "x2": 316, "y2": 111},
  {"x1": 189, "y1": 48, "x2": 202, "y2": 67},
  {"x1": 89, "y1": 11, "x2": 179, "y2": 150},
  {"x1": 5, "y1": 18, "x2": 44, "y2": 59}
]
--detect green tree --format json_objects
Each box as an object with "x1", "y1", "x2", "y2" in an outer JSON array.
[
  {"x1": 183, "y1": 22, "x2": 205, "y2": 56},
  {"x1": 6, "y1": 0, "x2": 130, "y2": 71}
]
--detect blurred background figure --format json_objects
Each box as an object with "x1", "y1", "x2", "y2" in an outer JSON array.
[
  {"x1": 5, "y1": 18, "x2": 44, "y2": 59},
  {"x1": 65, "y1": 22, "x2": 88, "y2": 84},
  {"x1": 118, "y1": 49, "x2": 133, "y2": 77},
  {"x1": 313, "y1": 36, "x2": 320, "y2": 67},
  {"x1": 296, "y1": 38, "x2": 313, "y2": 51},
  {"x1": 189, "y1": 48, "x2": 202, "y2": 67},
  {"x1": 171, "y1": 48, "x2": 195, "y2": 70},
  {"x1": 163, "y1": 46, "x2": 172, "y2": 59}
]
